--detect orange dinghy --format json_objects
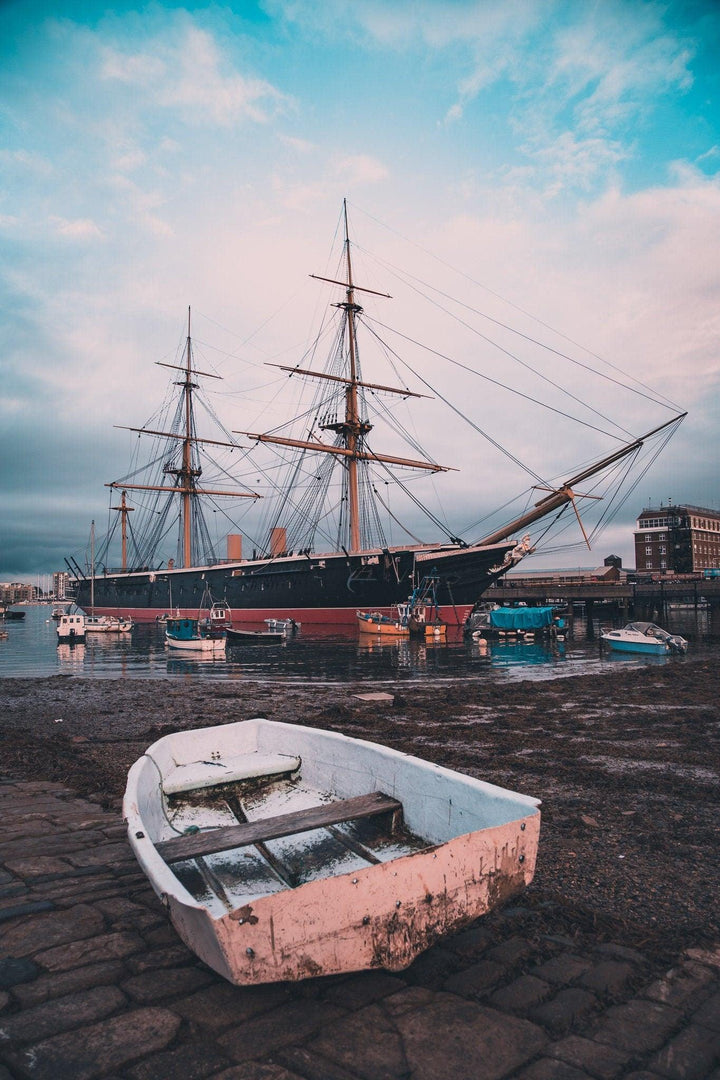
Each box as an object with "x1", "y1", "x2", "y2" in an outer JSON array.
[
  {"x1": 124, "y1": 718, "x2": 540, "y2": 986},
  {"x1": 356, "y1": 610, "x2": 410, "y2": 636}
]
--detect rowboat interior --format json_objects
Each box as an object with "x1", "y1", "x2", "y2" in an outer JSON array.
[{"x1": 125, "y1": 718, "x2": 540, "y2": 984}]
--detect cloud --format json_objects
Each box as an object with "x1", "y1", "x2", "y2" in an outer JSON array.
[
  {"x1": 50, "y1": 216, "x2": 105, "y2": 240},
  {"x1": 100, "y1": 23, "x2": 291, "y2": 127},
  {"x1": 520, "y1": 131, "x2": 629, "y2": 195},
  {"x1": 0, "y1": 149, "x2": 54, "y2": 178},
  {"x1": 334, "y1": 154, "x2": 388, "y2": 185},
  {"x1": 547, "y1": 12, "x2": 695, "y2": 135},
  {"x1": 278, "y1": 133, "x2": 316, "y2": 154},
  {"x1": 0, "y1": 0, "x2": 717, "y2": 579}
]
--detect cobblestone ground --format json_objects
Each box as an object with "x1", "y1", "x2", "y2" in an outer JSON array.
[{"x1": 1, "y1": 780, "x2": 719, "y2": 1080}]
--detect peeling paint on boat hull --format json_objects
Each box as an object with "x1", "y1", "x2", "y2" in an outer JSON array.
[{"x1": 164, "y1": 817, "x2": 538, "y2": 985}]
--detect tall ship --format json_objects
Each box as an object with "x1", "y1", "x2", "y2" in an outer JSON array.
[{"x1": 70, "y1": 203, "x2": 685, "y2": 626}]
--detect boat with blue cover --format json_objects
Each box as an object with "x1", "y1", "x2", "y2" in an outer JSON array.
[{"x1": 466, "y1": 605, "x2": 567, "y2": 639}]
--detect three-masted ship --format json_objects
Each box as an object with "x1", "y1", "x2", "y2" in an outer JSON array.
[{"x1": 72, "y1": 204, "x2": 685, "y2": 625}]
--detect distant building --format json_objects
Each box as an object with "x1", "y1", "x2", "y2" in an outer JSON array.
[
  {"x1": 505, "y1": 555, "x2": 626, "y2": 586},
  {"x1": 53, "y1": 571, "x2": 70, "y2": 599},
  {"x1": 0, "y1": 582, "x2": 35, "y2": 604},
  {"x1": 634, "y1": 503, "x2": 720, "y2": 574}
]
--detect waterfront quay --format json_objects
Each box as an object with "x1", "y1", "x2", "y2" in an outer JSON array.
[
  {"x1": 487, "y1": 577, "x2": 720, "y2": 626},
  {"x1": 1, "y1": 663, "x2": 719, "y2": 1079},
  {"x1": 1, "y1": 779, "x2": 719, "y2": 1080}
]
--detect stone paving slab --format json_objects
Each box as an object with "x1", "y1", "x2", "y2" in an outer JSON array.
[{"x1": 0, "y1": 779, "x2": 719, "y2": 1080}]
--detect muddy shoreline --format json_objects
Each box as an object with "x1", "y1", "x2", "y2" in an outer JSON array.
[{"x1": 1, "y1": 659, "x2": 718, "y2": 965}]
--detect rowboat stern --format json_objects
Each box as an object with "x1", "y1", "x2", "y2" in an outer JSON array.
[{"x1": 150, "y1": 807, "x2": 540, "y2": 986}]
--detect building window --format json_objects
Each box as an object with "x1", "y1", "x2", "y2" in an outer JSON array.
[
  {"x1": 659, "y1": 546, "x2": 666, "y2": 554},
  {"x1": 645, "y1": 546, "x2": 652, "y2": 555}
]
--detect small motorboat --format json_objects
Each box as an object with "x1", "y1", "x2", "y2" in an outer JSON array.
[
  {"x1": 56, "y1": 613, "x2": 86, "y2": 643},
  {"x1": 226, "y1": 627, "x2": 285, "y2": 645},
  {"x1": 601, "y1": 621, "x2": 688, "y2": 655},
  {"x1": 356, "y1": 610, "x2": 409, "y2": 636},
  {"x1": 165, "y1": 617, "x2": 226, "y2": 656},
  {"x1": 264, "y1": 618, "x2": 300, "y2": 632},
  {"x1": 85, "y1": 615, "x2": 134, "y2": 633},
  {"x1": 124, "y1": 717, "x2": 540, "y2": 986},
  {"x1": 0, "y1": 607, "x2": 25, "y2": 621}
]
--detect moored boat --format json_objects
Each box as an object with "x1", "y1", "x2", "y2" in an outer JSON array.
[
  {"x1": 0, "y1": 607, "x2": 26, "y2": 621},
  {"x1": 465, "y1": 605, "x2": 567, "y2": 640},
  {"x1": 265, "y1": 618, "x2": 300, "y2": 632},
  {"x1": 56, "y1": 613, "x2": 86, "y2": 643},
  {"x1": 226, "y1": 627, "x2": 285, "y2": 645},
  {"x1": 601, "y1": 622, "x2": 688, "y2": 655},
  {"x1": 165, "y1": 617, "x2": 226, "y2": 656},
  {"x1": 82, "y1": 523, "x2": 134, "y2": 633},
  {"x1": 356, "y1": 610, "x2": 409, "y2": 636},
  {"x1": 123, "y1": 717, "x2": 541, "y2": 985},
  {"x1": 85, "y1": 614, "x2": 134, "y2": 633}
]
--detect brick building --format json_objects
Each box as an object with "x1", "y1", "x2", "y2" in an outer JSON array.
[{"x1": 634, "y1": 503, "x2": 720, "y2": 573}]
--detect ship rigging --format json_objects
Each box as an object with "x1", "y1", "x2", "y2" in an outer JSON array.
[{"x1": 72, "y1": 202, "x2": 686, "y2": 625}]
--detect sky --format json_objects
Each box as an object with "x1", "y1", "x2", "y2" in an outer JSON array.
[{"x1": 1, "y1": 0, "x2": 719, "y2": 582}]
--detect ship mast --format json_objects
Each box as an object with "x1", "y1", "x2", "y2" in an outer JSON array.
[
  {"x1": 181, "y1": 307, "x2": 196, "y2": 565},
  {"x1": 107, "y1": 307, "x2": 259, "y2": 570},
  {"x1": 342, "y1": 200, "x2": 363, "y2": 551},
  {"x1": 235, "y1": 200, "x2": 451, "y2": 554},
  {"x1": 110, "y1": 490, "x2": 133, "y2": 570}
]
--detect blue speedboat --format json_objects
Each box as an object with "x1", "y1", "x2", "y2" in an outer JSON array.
[{"x1": 601, "y1": 621, "x2": 687, "y2": 655}]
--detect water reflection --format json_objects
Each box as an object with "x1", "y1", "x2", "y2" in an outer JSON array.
[
  {"x1": 488, "y1": 639, "x2": 567, "y2": 666},
  {"x1": 56, "y1": 643, "x2": 86, "y2": 671},
  {"x1": 0, "y1": 603, "x2": 714, "y2": 682}
]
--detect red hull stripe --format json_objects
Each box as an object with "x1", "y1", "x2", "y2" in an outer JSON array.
[{"x1": 86, "y1": 604, "x2": 473, "y2": 627}]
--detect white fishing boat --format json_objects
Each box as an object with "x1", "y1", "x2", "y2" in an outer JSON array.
[
  {"x1": 123, "y1": 717, "x2": 540, "y2": 986},
  {"x1": 83, "y1": 522, "x2": 135, "y2": 632},
  {"x1": 85, "y1": 614, "x2": 134, "y2": 633},
  {"x1": 56, "y1": 612, "x2": 86, "y2": 643},
  {"x1": 264, "y1": 618, "x2": 300, "y2": 632},
  {"x1": 601, "y1": 621, "x2": 688, "y2": 656}
]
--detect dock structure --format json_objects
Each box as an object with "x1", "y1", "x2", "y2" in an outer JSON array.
[{"x1": 486, "y1": 576, "x2": 720, "y2": 629}]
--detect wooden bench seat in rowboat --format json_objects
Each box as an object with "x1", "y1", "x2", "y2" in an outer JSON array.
[
  {"x1": 162, "y1": 752, "x2": 302, "y2": 795},
  {"x1": 155, "y1": 791, "x2": 403, "y2": 864}
]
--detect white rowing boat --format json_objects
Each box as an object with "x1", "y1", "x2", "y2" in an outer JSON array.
[{"x1": 124, "y1": 718, "x2": 540, "y2": 985}]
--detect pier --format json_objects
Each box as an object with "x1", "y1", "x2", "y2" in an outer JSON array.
[{"x1": 486, "y1": 577, "x2": 720, "y2": 628}]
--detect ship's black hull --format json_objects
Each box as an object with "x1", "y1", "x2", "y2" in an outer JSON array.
[{"x1": 75, "y1": 540, "x2": 518, "y2": 626}]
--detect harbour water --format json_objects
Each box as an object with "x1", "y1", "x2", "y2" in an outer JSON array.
[{"x1": 0, "y1": 604, "x2": 713, "y2": 684}]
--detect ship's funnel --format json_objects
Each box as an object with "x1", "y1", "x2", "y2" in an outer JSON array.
[{"x1": 271, "y1": 527, "x2": 287, "y2": 557}]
